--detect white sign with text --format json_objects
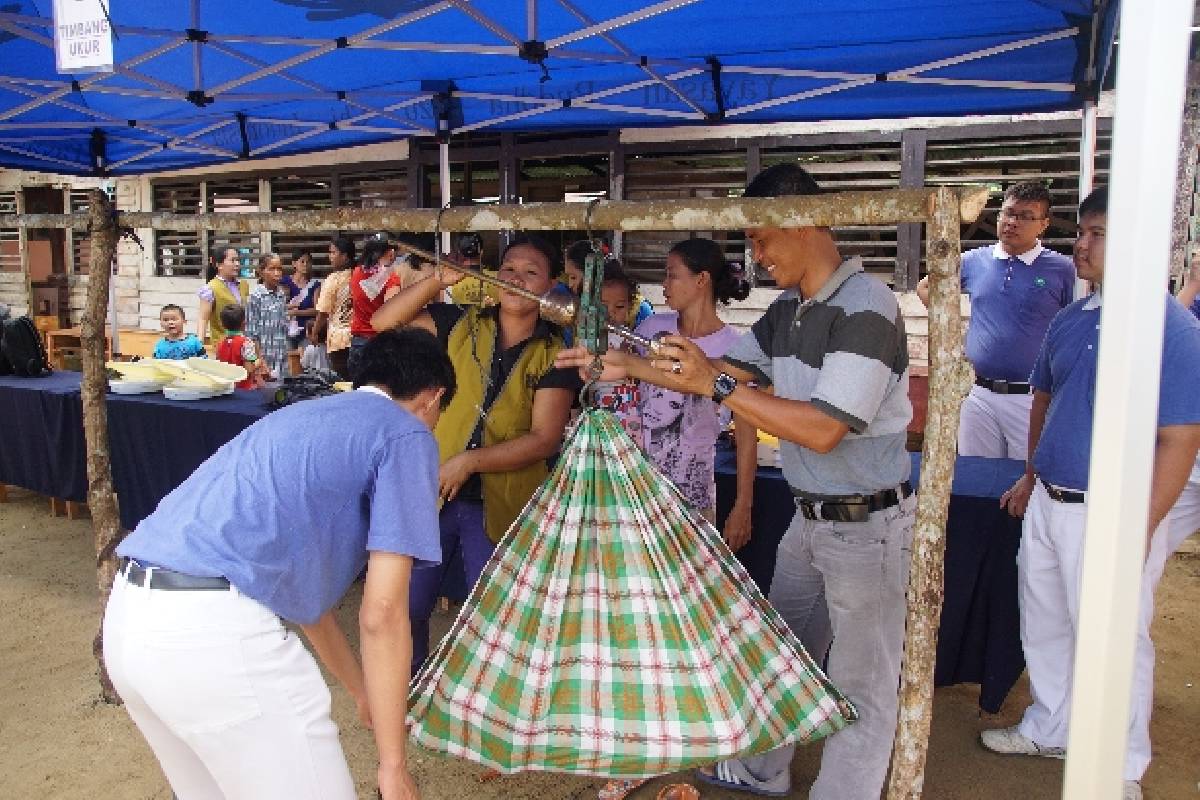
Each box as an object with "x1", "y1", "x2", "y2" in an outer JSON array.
[{"x1": 53, "y1": 0, "x2": 114, "y2": 74}]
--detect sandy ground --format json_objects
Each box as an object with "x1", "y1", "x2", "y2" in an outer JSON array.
[{"x1": 1, "y1": 486, "x2": 1197, "y2": 800}]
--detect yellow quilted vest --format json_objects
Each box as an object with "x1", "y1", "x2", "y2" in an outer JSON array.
[{"x1": 206, "y1": 277, "x2": 250, "y2": 341}]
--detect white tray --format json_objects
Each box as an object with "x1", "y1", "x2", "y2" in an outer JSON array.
[
  {"x1": 108, "y1": 379, "x2": 164, "y2": 395},
  {"x1": 163, "y1": 384, "x2": 235, "y2": 401}
]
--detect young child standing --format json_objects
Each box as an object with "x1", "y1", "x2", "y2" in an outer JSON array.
[
  {"x1": 587, "y1": 260, "x2": 643, "y2": 439},
  {"x1": 153, "y1": 304, "x2": 206, "y2": 360},
  {"x1": 216, "y1": 304, "x2": 266, "y2": 389},
  {"x1": 245, "y1": 252, "x2": 290, "y2": 380}
]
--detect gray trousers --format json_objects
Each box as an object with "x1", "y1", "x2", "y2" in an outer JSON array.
[{"x1": 723, "y1": 494, "x2": 915, "y2": 800}]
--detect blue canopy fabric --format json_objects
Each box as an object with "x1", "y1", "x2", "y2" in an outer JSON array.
[{"x1": 0, "y1": 1, "x2": 1118, "y2": 175}]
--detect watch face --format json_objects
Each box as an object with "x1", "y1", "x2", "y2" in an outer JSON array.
[{"x1": 714, "y1": 372, "x2": 737, "y2": 402}]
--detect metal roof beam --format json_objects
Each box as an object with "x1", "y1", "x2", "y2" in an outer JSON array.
[
  {"x1": 0, "y1": 142, "x2": 90, "y2": 170},
  {"x1": 207, "y1": 1, "x2": 453, "y2": 96},
  {"x1": 446, "y1": 0, "x2": 523, "y2": 46},
  {"x1": 545, "y1": 0, "x2": 700, "y2": 49}
]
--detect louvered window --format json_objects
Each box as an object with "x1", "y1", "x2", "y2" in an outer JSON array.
[
  {"x1": 271, "y1": 173, "x2": 334, "y2": 274},
  {"x1": 153, "y1": 181, "x2": 204, "y2": 277},
  {"x1": 0, "y1": 190, "x2": 18, "y2": 273},
  {"x1": 69, "y1": 188, "x2": 114, "y2": 275},
  {"x1": 623, "y1": 150, "x2": 747, "y2": 285},
  {"x1": 206, "y1": 178, "x2": 262, "y2": 280},
  {"x1": 923, "y1": 127, "x2": 1113, "y2": 266}
]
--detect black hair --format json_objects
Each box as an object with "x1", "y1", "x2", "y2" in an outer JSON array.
[
  {"x1": 745, "y1": 163, "x2": 823, "y2": 198},
  {"x1": 160, "y1": 303, "x2": 185, "y2": 319},
  {"x1": 600, "y1": 258, "x2": 638, "y2": 301},
  {"x1": 1079, "y1": 185, "x2": 1108, "y2": 218},
  {"x1": 331, "y1": 235, "x2": 356, "y2": 264},
  {"x1": 503, "y1": 232, "x2": 564, "y2": 278},
  {"x1": 1004, "y1": 181, "x2": 1053, "y2": 215},
  {"x1": 291, "y1": 248, "x2": 312, "y2": 264},
  {"x1": 565, "y1": 240, "x2": 595, "y2": 272},
  {"x1": 212, "y1": 244, "x2": 240, "y2": 266},
  {"x1": 353, "y1": 328, "x2": 457, "y2": 408},
  {"x1": 219, "y1": 303, "x2": 245, "y2": 331},
  {"x1": 361, "y1": 236, "x2": 392, "y2": 270},
  {"x1": 669, "y1": 238, "x2": 751, "y2": 305}
]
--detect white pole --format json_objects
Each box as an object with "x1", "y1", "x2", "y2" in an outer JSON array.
[
  {"x1": 439, "y1": 140, "x2": 452, "y2": 253},
  {"x1": 1063, "y1": 2, "x2": 1193, "y2": 799},
  {"x1": 1076, "y1": 99, "x2": 1098, "y2": 299}
]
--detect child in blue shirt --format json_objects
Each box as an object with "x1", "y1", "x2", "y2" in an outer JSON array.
[{"x1": 153, "y1": 304, "x2": 206, "y2": 360}]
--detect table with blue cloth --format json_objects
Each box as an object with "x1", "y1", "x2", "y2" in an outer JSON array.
[
  {"x1": 715, "y1": 445, "x2": 1026, "y2": 713},
  {"x1": 0, "y1": 371, "x2": 272, "y2": 530},
  {"x1": 0, "y1": 372, "x2": 89, "y2": 502}
]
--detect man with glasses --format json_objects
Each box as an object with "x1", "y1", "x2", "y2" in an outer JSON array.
[{"x1": 918, "y1": 181, "x2": 1075, "y2": 459}]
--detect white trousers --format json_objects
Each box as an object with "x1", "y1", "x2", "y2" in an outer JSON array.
[
  {"x1": 1017, "y1": 477, "x2": 1200, "y2": 781},
  {"x1": 957, "y1": 385, "x2": 1034, "y2": 460},
  {"x1": 102, "y1": 572, "x2": 356, "y2": 800}
]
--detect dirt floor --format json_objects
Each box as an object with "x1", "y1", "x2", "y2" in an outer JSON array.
[{"x1": 1, "y1": 486, "x2": 1197, "y2": 800}]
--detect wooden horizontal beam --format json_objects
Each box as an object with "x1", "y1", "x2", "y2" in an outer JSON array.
[{"x1": 0, "y1": 186, "x2": 989, "y2": 234}]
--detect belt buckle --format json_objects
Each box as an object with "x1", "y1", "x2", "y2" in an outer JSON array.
[
  {"x1": 831, "y1": 502, "x2": 870, "y2": 523},
  {"x1": 993, "y1": 379, "x2": 1009, "y2": 393}
]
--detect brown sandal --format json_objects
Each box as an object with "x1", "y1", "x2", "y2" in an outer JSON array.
[{"x1": 656, "y1": 785, "x2": 700, "y2": 800}]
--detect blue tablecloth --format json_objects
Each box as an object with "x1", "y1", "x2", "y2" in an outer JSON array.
[
  {"x1": 0, "y1": 372, "x2": 88, "y2": 502},
  {"x1": 0, "y1": 371, "x2": 273, "y2": 529},
  {"x1": 105, "y1": 386, "x2": 272, "y2": 529},
  {"x1": 715, "y1": 446, "x2": 1026, "y2": 713}
]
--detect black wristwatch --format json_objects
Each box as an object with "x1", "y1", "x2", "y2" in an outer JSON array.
[{"x1": 712, "y1": 372, "x2": 738, "y2": 404}]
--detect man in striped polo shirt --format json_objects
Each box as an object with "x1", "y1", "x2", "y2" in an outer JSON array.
[
  {"x1": 559, "y1": 163, "x2": 914, "y2": 799},
  {"x1": 917, "y1": 181, "x2": 1076, "y2": 459}
]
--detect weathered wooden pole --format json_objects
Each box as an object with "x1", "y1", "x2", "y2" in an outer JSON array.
[
  {"x1": 81, "y1": 189, "x2": 125, "y2": 704},
  {"x1": 886, "y1": 187, "x2": 976, "y2": 800},
  {"x1": 0, "y1": 186, "x2": 991, "y2": 235},
  {"x1": 1169, "y1": 57, "x2": 1199, "y2": 285}
]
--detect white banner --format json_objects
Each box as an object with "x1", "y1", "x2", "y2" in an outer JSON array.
[{"x1": 53, "y1": 0, "x2": 114, "y2": 74}]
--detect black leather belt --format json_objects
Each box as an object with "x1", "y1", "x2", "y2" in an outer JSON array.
[
  {"x1": 1039, "y1": 478, "x2": 1086, "y2": 504},
  {"x1": 976, "y1": 377, "x2": 1031, "y2": 395},
  {"x1": 794, "y1": 481, "x2": 913, "y2": 523},
  {"x1": 120, "y1": 558, "x2": 231, "y2": 591}
]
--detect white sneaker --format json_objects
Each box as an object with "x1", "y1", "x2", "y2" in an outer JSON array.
[
  {"x1": 979, "y1": 726, "x2": 1066, "y2": 759},
  {"x1": 1123, "y1": 781, "x2": 1143, "y2": 800}
]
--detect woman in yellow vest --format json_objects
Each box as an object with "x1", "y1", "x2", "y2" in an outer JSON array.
[
  {"x1": 371, "y1": 233, "x2": 579, "y2": 674},
  {"x1": 196, "y1": 247, "x2": 251, "y2": 344}
]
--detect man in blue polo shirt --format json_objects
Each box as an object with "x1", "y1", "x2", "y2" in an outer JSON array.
[
  {"x1": 983, "y1": 187, "x2": 1200, "y2": 800},
  {"x1": 104, "y1": 328, "x2": 454, "y2": 800},
  {"x1": 918, "y1": 181, "x2": 1075, "y2": 459}
]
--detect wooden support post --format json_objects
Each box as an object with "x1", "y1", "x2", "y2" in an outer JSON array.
[
  {"x1": 1169, "y1": 58, "x2": 1199, "y2": 287},
  {"x1": 81, "y1": 189, "x2": 125, "y2": 704},
  {"x1": 886, "y1": 187, "x2": 975, "y2": 800}
]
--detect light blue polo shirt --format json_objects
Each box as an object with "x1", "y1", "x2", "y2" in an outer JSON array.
[
  {"x1": 117, "y1": 388, "x2": 442, "y2": 624},
  {"x1": 1030, "y1": 293, "x2": 1200, "y2": 491},
  {"x1": 961, "y1": 243, "x2": 1076, "y2": 382}
]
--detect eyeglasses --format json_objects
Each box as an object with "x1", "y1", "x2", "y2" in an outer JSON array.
[{"x1": 998, "y1": 209, "x2": 1047, "y2": 223}]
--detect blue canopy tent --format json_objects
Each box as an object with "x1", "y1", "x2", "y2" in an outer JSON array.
[{"x1": 0, "y1": 0, "x2": 1117, "y2": 175}]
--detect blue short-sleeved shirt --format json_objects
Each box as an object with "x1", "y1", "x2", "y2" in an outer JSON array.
[
  {"x1": 117, "y1": 388, "x2": 442, "y2": 624},
  {"x1": 961, "y1": 243, "x2": 1076, "y2": 382},
  {"x1": 153, "y1": 334, "x2": 206, "y2": 360},
  {"x1": 1189, "y1": 295, "x2": 1200, "y2": 321},
  {"x1": 1031, "y1": 293, "x2": 1200, "y2": 491}
]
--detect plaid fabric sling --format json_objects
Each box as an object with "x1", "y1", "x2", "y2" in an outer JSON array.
[{"x1": 408, "y1": 409, "x2": 857, "y2": 778}]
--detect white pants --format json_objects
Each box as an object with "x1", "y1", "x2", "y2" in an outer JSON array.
[
  {"x1": 958, "y1": 385, "x2": 1034, "y2": 460},
  {"x1": 1017, "y1": 478, "x2": 1200, "y2": 781},
  {"x1": 103, "y1": 572, "x2": 356, "y2": 800}
]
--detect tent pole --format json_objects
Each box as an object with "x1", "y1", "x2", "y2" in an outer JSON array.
[
  {"x1": 1063, "y1": 1, "x2": 1193, "y2": 798},
  {"x1": 1076, "y1": 99, "x2": 1098, "y2": 299},
  {"x1": 80, "y1": 189, "x2": 125, "y2": 705},
  {"x1": 439, "y1": 140, "x2": 452, "y2": 251},
  {"x1": 886, "y1": 187, "x2": 974, "y2": 800}
]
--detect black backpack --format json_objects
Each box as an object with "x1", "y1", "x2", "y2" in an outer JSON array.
[
  {"x1": 0, "y1": 316, "x2": 52, "y2": 377},
  {"x1": 269, "y1": 368, "x2": 342, "y2": 409}
]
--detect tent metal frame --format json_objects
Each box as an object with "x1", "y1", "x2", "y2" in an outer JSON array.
[{"x1": 0, "y1": 1, "x2": 1086, "y2": 174}]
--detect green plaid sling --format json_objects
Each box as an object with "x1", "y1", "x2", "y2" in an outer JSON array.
[{"x1": 408, "y1": 409, "x2": 856, "y2": 778}]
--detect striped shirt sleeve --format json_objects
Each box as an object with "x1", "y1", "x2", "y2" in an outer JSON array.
[{"x1": 810, "y1": 307, "x2": 902, "y2": 434}]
